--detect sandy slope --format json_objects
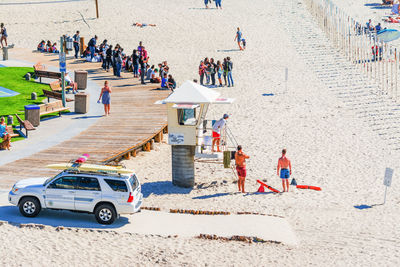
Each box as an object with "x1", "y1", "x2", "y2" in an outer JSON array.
[{"x1": 1, "y1": 0, "x2": 400, "y2": 266}]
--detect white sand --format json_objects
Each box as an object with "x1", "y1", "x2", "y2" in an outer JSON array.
[{"x1": 1, "y1": 0, "x2": 400, "y2": 266}]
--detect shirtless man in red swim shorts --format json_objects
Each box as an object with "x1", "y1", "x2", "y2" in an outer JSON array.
[
  {"x1": 277, "y1": 148, "x2": 292, "y2": 192},
  {"x1": 235, "y1": 145, "x2": 250, "y2": 193}
]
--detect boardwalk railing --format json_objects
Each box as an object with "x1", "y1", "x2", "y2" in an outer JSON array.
[{"x1": 304, "y1": 0, "x2": 399, "y2": 99}]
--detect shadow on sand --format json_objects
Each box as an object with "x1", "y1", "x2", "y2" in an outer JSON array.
[
  {"x1": 217, "y1": 49, "x2": 242, "y2": 52},
  {"x1": 0, "y1": 205, "x2": 129, "y2": 229},
  {"x1": 141, "y1": 181, "x2": 192, "y2": 197},
  {"x1": 354, "y1": 203, "x2": 384, "y2": 210}
]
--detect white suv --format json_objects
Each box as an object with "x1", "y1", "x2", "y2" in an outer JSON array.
[{"x1": 8, "y1": 170, "x2": 143, "y2": 224}]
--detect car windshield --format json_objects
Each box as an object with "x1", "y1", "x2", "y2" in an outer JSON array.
[{"x1": 43, "y1": 172, "x2": 63, "y2": 186}]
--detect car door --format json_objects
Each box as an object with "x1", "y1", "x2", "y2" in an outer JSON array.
[
  {"x1": 74, "y1": 176, "x2": 101, "y2": 212},
  {"x1": 103, "y1": 178, "x2": 129, "y2": 204},
  {"x1": 45, "y1": 176, "x2": 77, "y2": 210}
]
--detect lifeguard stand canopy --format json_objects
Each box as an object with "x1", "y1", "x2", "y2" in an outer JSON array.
[{"x1": 156, "y1": 81, "x2": 234, "y2": 104}]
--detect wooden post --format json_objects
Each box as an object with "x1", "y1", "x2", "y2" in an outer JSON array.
[
  {"x1": 124, "y1": 153, "x2": 130, "y2": 160},
  {"x1": 80, "y1": 37, "x2": 85, "y2": 55},
  {"x1": 95, "y1": 0, "x2": 99, "y2": 19},
  {"x1": 132, "y1": 150, "x2": 137, "y2": 157},
  {"x1": 150, "y1": 139, "x2": 154, "y2": 150}
]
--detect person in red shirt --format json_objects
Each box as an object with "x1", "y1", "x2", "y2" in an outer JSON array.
[
  {"x1": 235, "y1": 145, "x2": 250, "y2": 193},
  {"x1": 277, "y1": 149, "x2": 292, "y2": 192}
]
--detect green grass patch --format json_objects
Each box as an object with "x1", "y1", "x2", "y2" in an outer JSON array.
[{"x1": 0, "y1": 67, "x2": 69, "y2": 139}]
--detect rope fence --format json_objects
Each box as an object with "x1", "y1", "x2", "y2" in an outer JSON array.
[{"x1": 303, "y1": 0, "x2": 399, "y2": 99}]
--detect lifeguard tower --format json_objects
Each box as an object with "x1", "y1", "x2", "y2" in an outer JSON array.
[{"x1": 156, "y1": 81, "x2": 235, "y2": 188}]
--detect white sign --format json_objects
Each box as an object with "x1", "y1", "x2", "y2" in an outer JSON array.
[
  {"x1": 169, "y1": 133, "x2": 184, "y2": 145},
  {"x1": 383, "y1": 168, "x2": 393, "y2": 187}
]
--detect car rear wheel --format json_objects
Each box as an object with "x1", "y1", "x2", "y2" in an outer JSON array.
[
  {"x1": 19, "y1": 197, "x2": 41, "y2": 217},
  {"x1": 95, "y1": 204, "x2": 116, "y2": 225}
]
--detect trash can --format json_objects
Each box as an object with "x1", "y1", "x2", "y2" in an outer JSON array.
[
  {"x1": 74, "y1": 93, "x2": 89, "y2": 114},
  {"x1": 24, "y1": 104, "x2": 40, "y2": 127},
  {"x1": 74, "y1": 70, "x2": 88, "y2": 90}
]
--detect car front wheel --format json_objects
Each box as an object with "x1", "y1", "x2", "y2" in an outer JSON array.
[
  {"x1": 94, "y1": 204, "x2": 116, "y2": 225},
  {"x1": 19, "y1": 197, "x2": 41, "y2": 217}
]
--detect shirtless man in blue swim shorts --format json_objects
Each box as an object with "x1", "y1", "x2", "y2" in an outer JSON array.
[{"x1": 277, "y1": 148, "x2": 292, "y2": 192}]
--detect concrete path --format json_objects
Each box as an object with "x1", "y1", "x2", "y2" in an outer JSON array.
[
  {"x1": 0, "y1": 59, "x2": 103, "y2": 166},
  {"x1": 0, "y1": 192, "x2": 298, "y2": 245}
]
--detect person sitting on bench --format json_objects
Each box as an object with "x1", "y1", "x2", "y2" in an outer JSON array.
[
  {"x1": 0, "y1": 117, "x2": 11, "y2": 150},
  {"x1": 64, "y1": 72, "x2": 78, "y2": 94}
]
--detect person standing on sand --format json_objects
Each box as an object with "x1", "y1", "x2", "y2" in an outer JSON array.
[
  {"x1": 223, "y1": 58, "x2": 228, "y2": 86},
  {"x1": 215, "y1": 0, "x2": 222, "y2": 9},
  {"x1": 235, "y1": 145, "x2": 249, "y2": 193},
  {"x1": 73, "y1": 31, "x2": 80, "y2": 59},
  {"x1": 277, "y1": 149, "x2": 292, "y2": 192},
  {"x1": 212, "y1": 114, "x2": 229, "y2": 152},
  {"x1": 204, "y1": 0, "x2": 210, "y2": 8},
  {"x1": 98, "y1": 81, "x2": 112, "y2": 116},
  {"x1": 0, "y1": 23, "x2": 8, "y2": 48},
  {"x1": 226, "y1": 57, "x2": 234, "y2": 87},
  {"x1": 234, "y1": 27, "x2": 243, "y2": 51}
]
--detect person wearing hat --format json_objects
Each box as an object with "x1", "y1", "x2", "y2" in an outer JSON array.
[{"x1": 211, "y1": 114, "x2": 229, "y2": 152}]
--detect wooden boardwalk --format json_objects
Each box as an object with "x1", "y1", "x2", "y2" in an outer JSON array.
[{"x1": 0, "y1": 49, "x2": 169, "y2": 187}]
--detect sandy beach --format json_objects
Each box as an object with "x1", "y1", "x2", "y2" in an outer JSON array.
[{"x1": 1, "y1": 0, "x2": 400, "y2": 266}]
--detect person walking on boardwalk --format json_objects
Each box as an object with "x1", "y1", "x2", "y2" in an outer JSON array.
[
  {"x1": 98, "y1": 81, "x2": 112, "y2": 116},
  {"x1": 235, "y1": 145, "x2": 249, "y2": 193},
  {"x1": 234, "y1": 27, "x2": 243, "y2": 51},
  {"x1": 0, "y1": 23, "x2": 8, "y2": 48},
  {"x1": 73, "y1": 31, "x2": 80, "y2": 59},
  {"x1": 212, "y1": 114, "x2": 229, "y2": 152},
  {"x1": 277, "y1": 149, "x2": 292, "y2": 192}
]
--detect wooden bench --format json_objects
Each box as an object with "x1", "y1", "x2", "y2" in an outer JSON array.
[
  {"x1": 38, "y1": 100, "x2": 69, "y2": 117},
  {"x1": 34, "y1": 64, "x2": 61, "y2": 83},
  {"x1": 6, "y1": 125, "x2": 19, "y2": 138},
  {"x1": 43, "y1": 89, "x2": 74, "y2": 102},
  {"x1": 49, "y1": 80, "x2": 73, "y2": 92},
  {"x1": 15, "y1": 114, "x2": 36, "y2": 137}
]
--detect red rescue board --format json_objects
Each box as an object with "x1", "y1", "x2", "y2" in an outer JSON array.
[
  {"x1": 296, "y1": 185, "x2": 321, "y2": 191},
  {"x1": 256, "y1": 180, "x2": 280, "y2": 193}
]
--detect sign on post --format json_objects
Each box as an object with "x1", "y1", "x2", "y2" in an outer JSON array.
[
  {"x1": 383, "y1": 168, "x2": 393, "y2": 187},
  {"x1": 383, "y1": 168, "x2": 393, "y2": 204},
  {"x1": 59, "y1": 52, "x2": 66, "y2": 73}
]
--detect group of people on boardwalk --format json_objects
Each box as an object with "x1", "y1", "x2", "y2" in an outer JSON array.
[
  {"x1": 37, "y1": 40, "x2": 59, "y2": 53},
  {"x1": 198, "y1": 57, "x2": 234, "y2": 87}
]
